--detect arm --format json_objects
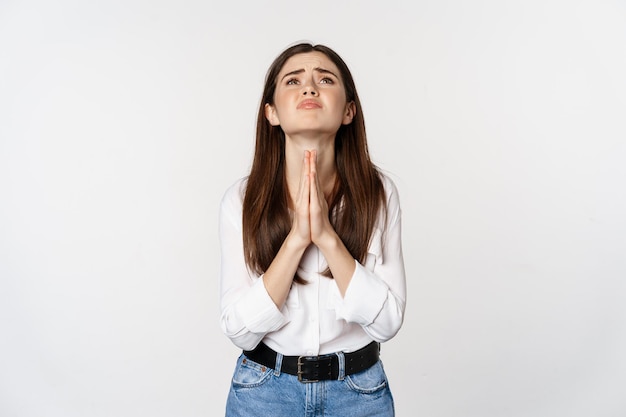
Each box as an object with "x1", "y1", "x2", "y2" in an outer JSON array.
[
  {"x1": 308, "y1": 149, "x2": 406, "y2": 342},
  {"x1": 219, "y1": 155, "x2": 314, "y2": 350},
  {"x1": 331, "y1": 176, "x2": 407, "y2": 342},
  {"x1": 218, "y1": 180, "x2": 291, "y2": 351}
]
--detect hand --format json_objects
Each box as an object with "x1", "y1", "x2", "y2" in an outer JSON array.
[
  {"x1": 289, "y1": 150, "x2": 335, "y2": 250},
  {"x1": 308, "y1": 150, "x2": 335, "y2": 247},
  {"x1": 289, "y1": 150, "x2": 314, "y2": 249},
  {"x1": 287, "y1": 150, "x2": 354, "y2": 291}
]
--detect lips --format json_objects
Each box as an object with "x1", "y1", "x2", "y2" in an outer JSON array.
[{"x1": 297, "y1": 99, "x2": 322, "y2": 110}]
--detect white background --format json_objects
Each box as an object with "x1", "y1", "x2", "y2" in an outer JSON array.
[{"x1": 1, "y1": 0, "x2": 626, "y2": 416}]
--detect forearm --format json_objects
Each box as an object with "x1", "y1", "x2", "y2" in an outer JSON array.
[
  {"x1": 263, "y1": 233, "x2": 308, "y2": 308},
  {"x1": 338, "y1": 263, "x2": 406, "y2": 341},
  {"x1": 317, "y1": 232, "x2": 356, "y2": 297}
]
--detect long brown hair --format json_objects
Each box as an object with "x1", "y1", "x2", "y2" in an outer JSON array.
[{"x1": 242, "y1": 43, "x2": 386, "y2": 280}]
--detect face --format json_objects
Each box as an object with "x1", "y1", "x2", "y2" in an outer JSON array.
[{"x1": 265, "y1": 52, "x2": 355, "y2": 138}]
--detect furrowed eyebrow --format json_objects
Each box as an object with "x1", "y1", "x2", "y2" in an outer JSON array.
[
  {"x1": 314, "y1": 67, "x2": 339, "y2": 78},
  {"x1": 281, "y1": 69, "x2": 305, "y2": 81},
  {"x1": 280, "y1": 67, "x2": 339, "y2": 81}
]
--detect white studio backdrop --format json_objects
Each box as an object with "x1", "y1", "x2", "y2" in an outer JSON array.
[{"x1": 1, "y1": 0, "x2": 625, "y2": 416}]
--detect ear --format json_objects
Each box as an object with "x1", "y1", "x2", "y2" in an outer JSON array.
[
  {"x1": 265, "y1": 103, "x2": 280, "y2": 126},
  {"x1": 342, "y1": 101, "x2": 356, "y2": 125}
]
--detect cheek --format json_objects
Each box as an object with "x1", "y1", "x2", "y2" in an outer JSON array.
[{"x1": 273, "y1": 92, "x2": 294, "y2": 111}]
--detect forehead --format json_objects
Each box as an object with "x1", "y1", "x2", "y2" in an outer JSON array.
[{"x1": 279, "y1": 51, "x2": 341, "y2": 76}]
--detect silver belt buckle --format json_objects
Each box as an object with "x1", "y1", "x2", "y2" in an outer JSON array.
[{"x1": 297, "y1": 356, "x2": 319, "y2": 383}]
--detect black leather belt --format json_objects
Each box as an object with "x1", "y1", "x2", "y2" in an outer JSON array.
[{"x1": 243, "y1": 341, "x2": 380, "y2": 383}]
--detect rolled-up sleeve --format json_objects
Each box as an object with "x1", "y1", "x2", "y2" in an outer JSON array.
[
  {"x1": 218, "y1": 179, "x2": 289, "y2": 351},
  {"x1": 333, "y1": 176, "x2": 406, "y2": 342}
]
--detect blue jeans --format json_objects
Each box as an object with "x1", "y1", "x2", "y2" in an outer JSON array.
[{"x1": 225, "y1": 352, "x2": 395, "y2": 417}]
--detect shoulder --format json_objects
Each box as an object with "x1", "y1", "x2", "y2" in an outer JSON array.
[
  {"x1": 378, "y1": 170, "x2": 401, "y2": 209},
  {"x1": 219, "y1": 177, "x2": 248, "y2": 217}
]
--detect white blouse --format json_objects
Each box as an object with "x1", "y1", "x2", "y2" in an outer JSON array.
[{"x1": 219, "y1": 173, "x2": 406, "y2": 356}]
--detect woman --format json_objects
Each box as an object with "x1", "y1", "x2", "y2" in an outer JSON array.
[{"x1": 219, "y1": 42, "x2": 406, "y2": 417}]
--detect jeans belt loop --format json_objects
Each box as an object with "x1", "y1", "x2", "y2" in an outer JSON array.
[
  {"x1": 274, "y1": 352, "x2": 283, "y2": 377},
  {"x1": 335, "y1": 351, "x2": 346, "y2": 381}
]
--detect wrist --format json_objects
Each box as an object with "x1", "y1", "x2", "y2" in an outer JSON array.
[
  {"x1": 315, "y1": 231, "x2": 342, "y2": 253},
  {"x1": 284, "y1": 231, "x2": 310, "y2": 254}
]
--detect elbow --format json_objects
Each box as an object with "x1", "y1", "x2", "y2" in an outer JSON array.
[
  {"x1": 228, "y1": 334, "x2": 262, "y2": 351},
  {"x1": 365, "y1": 319, "x2": 404, "y2": 343},
  {"x1": 364, "y1": 302, "x2": 405, "y2": 343},
  {"x1": 220, "y1": 314, "x2": 263, "y2": 351}
]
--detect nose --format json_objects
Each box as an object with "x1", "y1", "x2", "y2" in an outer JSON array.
[{"x1": 302, "y1": 80, "x2": 317, "y2": 96}]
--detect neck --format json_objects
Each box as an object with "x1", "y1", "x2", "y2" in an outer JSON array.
[{"x1": 284, "y1": 133, "x2": 337, "y2": 206}]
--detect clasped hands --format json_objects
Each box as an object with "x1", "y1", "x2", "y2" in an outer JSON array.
[{"x1": 290, "y1": 150, "x2": 337, "y2": 251}]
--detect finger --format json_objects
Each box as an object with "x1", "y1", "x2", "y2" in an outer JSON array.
[
  {"x1": 309, "y1": 150, "x2": 321, "y2": 207},
  {"x1": 292, "y1": 151, "x2": 312, "y2": 245},
  {"x1": 296, "y1": 150, "x2": 310, "y2": 206},
  {"x1": 309, "y1": 167, "x2": 318, "y2": 209},
  {"x1": 309, "y1": 167, "x2": 326, "y2": 244},
  {"x1": 302, "y1": 159, "x2": 312, "y2": 235},
  {"x1": 311, "y1": 150, "x2": 325, "y2": 208},
  {"x1": 309, "y1": 149, "x2": 317, "y2": 175},
  {"x1": 303, "y1": 150, "x2": 311, "y2": 204},
  {"x1": 309, "y1": 155, "x2": 326, "y2": 231}
]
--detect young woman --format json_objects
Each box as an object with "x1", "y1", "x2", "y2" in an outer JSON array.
[{"x1": 219, "y1": 42, "x2": 406, "y2": 417}]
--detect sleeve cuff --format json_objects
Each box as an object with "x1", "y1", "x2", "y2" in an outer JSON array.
[
  {"x1": 236, "y1": 277, "x2": 289, "y2": 333},
  {"x1": 334, "y1": 261, "x2": 389, "y2": 325}
]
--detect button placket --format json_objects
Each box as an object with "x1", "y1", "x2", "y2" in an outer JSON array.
[{"x1": 305, "y1": 248, "x2": 321, "y2": 355}]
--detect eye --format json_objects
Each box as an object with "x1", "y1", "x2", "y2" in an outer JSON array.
[
  {"x1": 319, "y1": 77, "x2": 334, "y2": 84},
  {"x1": 286, "y1": 78, "x2": 299, "y2": 85}
]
